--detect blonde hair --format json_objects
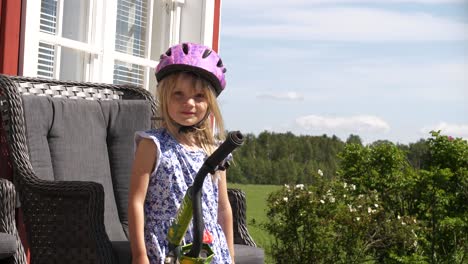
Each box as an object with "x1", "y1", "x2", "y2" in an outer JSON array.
[{"x1": 155, "y1": 72, "x2": 225, "y2": 155}]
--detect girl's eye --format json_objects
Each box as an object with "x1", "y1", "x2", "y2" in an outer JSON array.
[
  {"x1": 173, "y1": 91, "x2": 183, "y2": 98},
  {"x1": 194, "y1": 93, "x2": 206, "y2": 102}
]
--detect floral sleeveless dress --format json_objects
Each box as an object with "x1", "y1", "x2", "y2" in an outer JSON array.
[{"x1": 135, "y1": 128, "x2": 232, "y2": 264}]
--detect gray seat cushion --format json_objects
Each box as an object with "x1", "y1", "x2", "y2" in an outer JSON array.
[
  {"x1": 0, "y1": 232, "x2": 16, "y2": 259},
  {"x1": 234, "y1": 244, "x2": 264, "y2": 264}
]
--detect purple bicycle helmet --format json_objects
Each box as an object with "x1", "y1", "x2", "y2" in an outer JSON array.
[{"x1": 155, "y1": 42, "x2": 227, "y2": 96}]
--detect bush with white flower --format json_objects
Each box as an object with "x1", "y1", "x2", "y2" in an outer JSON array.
[
  {"x1": 264, "y1": 131, "x2": 466, "y2": 263},
  {"x1": 265, "y1": 176, "x2": 421, "y2": 263}
]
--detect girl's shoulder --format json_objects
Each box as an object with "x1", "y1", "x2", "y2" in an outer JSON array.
[
  {"x1": 135, "y1": 128, "x2": 176, "y2": 150},
  {"x1": 137, "y1": 128, "x2": 171, "y2": 139},
  {"x1": 139, "y1": 128, "x2": 166, "y2": 138}
]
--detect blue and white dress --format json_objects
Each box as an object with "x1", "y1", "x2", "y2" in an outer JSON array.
[{"x1": 135, "y1": 128, "x2": 232, "y2": 264}]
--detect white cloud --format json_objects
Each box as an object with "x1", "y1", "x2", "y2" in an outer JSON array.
[
  {"x1": 223, "y1": 7, "x2": 468, "y2": 42},
  {"x1": 296, "y1": 115, "x2": 390, "y2": 132},
  {"x1": 243, "y1": 52, "x2": 467, "y2": 102},
  {"x1": 257, "y1": 92, "x2": 305, "y2": 101},
  {"x1": 421, "y1": 122, "x2": 468, "y2": 139}
]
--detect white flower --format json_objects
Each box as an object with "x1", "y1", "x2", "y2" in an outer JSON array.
[
  {"x1": 343, "y1": 182, "x2": 348, "y2": 188},
  {"x1": 317, "y1": 169, "x2": 323, "y2": 176},
  {"x1": 368, "y1": 207, "x2": 372, "y2": 214},
  {"x1": 397, "y1": 215, "x2": 401, "y2": 220},
  {"x1": 329, "y1": 197, "x2": 335, "y2": 203},
  {"x1": 374, "y1": 204, "x2": 379, "y2": 208},
  {"x1": 350, "y1": 184, "x2": 356, "y2": 190},
  {"x1": 320, "y1": 199, "x2": 325, "y2": 204},
  {"x1": 284, "y1": 184, "x2": 290, "y2": 189},
  {"x1": 356, "y1": 217, "x2": 360, "y2": 221},
  {"x1": 283, "y1": 197, "x2": 288, "y2": 202},
  {"x1": 295, "y1": 184, "x2": 304, "y2": 190}
]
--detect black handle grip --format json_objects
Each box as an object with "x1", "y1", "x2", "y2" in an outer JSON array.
[{"x1": 204, "y1": 131, "x2": 244, "y2": 171}]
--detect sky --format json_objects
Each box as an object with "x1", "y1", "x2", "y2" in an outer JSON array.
[{"x1": 217, "y1": 0, "x2": 468, "y2": 145}]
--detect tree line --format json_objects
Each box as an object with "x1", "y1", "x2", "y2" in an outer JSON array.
[{"x1": 228, "y1": 131, "x2": 430, "y2": 185}]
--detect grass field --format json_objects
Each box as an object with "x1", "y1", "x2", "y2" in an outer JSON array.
[{"x1": 228, "y1": 184, "x2": 281, "y2": 263}]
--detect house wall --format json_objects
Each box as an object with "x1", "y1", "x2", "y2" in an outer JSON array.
[{"x1": 0, "y1": 0, "x2": 22, "y2": 75}]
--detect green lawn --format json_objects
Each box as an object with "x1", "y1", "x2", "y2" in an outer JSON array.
[{"x1": 228, "y1": 184, "x2": 281, "y2": 263}]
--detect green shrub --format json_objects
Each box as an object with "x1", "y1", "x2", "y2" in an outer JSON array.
[{"x1": 264, "y1": 131, "x2": 467, "y2": 263}]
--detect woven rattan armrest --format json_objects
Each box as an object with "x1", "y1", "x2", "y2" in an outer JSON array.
[
  {"x1": 0, "y1": 178, "x2": 27, "y2": 264},
  {"x1": 17, "y1": 171, "x2": 116, "y2": 264},
  {"x1": 227, "y1": 188, "x2": 258, "y2": 247}
]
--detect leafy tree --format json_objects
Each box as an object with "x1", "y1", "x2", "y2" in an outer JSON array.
[
  {"x1": 406, "y1": 139, "x2": 430, "y2": 170},
  {"x1": 346, "y1": 134, "x2": 363, "y2": 145},
  {"x1": 412, "y1": 131, "x2": 468, "y2": 263}
]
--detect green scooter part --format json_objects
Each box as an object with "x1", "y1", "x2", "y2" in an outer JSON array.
[{"x1": 178, "y1": 243, "x2": 214, "y2": 264}]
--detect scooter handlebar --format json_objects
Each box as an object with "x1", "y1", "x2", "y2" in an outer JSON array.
[
  {"x1": 204, "y1": 131, "x2": 244, "y2": 172},
  {"x1": 187, "y1": 131, "x2": 244, "y2": 259}
]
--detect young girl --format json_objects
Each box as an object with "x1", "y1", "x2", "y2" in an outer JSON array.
[{"x1": 128, "y1": 43, "x2": 234, "y2": 264}]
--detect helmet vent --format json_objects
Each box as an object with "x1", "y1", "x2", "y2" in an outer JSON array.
[
  {"x1": 182, "y1": 43, "x2": 189, "y2": 54},
  {"x1": 217, "y1": 59, "x2": 223, "y2": 67},
  {"x1": 165, "y1": 48, "x2": 172, "y2": 56},
  {"x1": 202, "y1": 49, "x2": 212, "y2": 59}
]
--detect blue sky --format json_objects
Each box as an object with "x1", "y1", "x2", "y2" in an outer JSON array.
[{"x1": 217, "y1": 0, "x2": 468, "y2": 144}]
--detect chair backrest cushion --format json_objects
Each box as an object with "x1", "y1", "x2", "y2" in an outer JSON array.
[{"x1": 22, "y1": 95, "x2": 152, "y2": 241}]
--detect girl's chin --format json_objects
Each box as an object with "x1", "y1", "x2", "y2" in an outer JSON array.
[{"x1": 175, "y1": 120, "x2": 198, "y2": 126}]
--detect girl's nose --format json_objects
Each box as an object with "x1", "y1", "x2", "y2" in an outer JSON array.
[{"x1": 184, "y1": 97, "x2": 195, "y2": 106}]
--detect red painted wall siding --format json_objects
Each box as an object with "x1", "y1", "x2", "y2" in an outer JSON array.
[
  {"x1": 0, "y1": 0, "x2": 22, "y2": 75},
  {"x1": 0, "y1": 1, "x2": 30, "y2": 263},
  {"x1": 212, "y1": 0, "x2": 221, "y2": 52}
]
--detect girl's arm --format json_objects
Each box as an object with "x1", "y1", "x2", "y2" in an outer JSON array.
[
  {"x1": 217, "y1": 170, "x2": 235, "y2": 263},
  {"x1": 128, "y1": 138, "x2": 157, "y2": 264}
]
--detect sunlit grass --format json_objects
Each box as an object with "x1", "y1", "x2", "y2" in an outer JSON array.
[{"x1": 228, "y1": 183, "x2": 281, "y2": 263}]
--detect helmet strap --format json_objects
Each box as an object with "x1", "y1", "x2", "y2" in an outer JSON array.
[{"x1": 177, "y1": 109, "x2": 211, "y2": 134}]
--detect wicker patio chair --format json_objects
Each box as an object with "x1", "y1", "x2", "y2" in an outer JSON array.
[{"x1": 0, "y1": 74, "x2": 156, "y2": 264}]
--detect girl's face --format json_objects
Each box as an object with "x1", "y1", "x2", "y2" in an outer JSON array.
[{"x1": 168, "y1": 75, "x2": 209, "y2": 127}]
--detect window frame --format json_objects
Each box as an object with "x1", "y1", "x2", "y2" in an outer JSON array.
[{"x1": 20, "y1": 0, "x2": 217, "y2": 90}]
